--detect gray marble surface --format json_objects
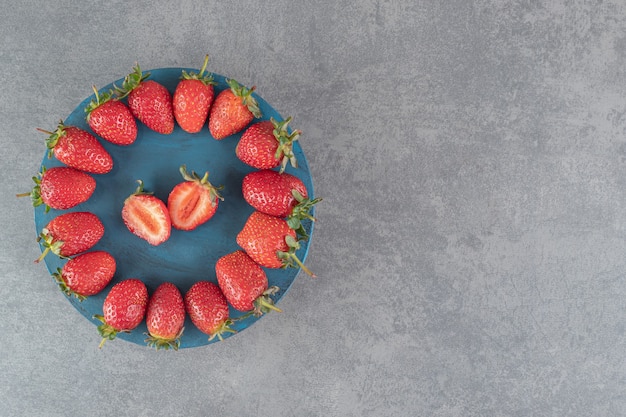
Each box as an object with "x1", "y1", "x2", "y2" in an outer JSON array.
[{"x1": 2, "y1": 1, "x2": 625, "y2": 416}]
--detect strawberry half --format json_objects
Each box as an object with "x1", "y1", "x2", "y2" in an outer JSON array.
[
  {"x1": 236, "y1": 211, "x2": 315, "y2": 277},
  {"x1": 94, "y1": 278, "x2": 148, "y2": 348},
  {"x1": 122, "y1": 180, "x2": 171, "y2": 246},
  {"x1": 17, "y1": 166, "x2": 96, "y2": 212},
  {"x1": 185, "y1": 281, "x2": 236, "y2": 341},
  {"x1": 215, "y1": 250, "x2": 281, "y2": 316},
  {"x1": 208, "y1": 78, "x2": 262, "y2": 140},
  {"x1": 116, "y1": 64, "x2": 175, "y2": 135},
  {"x1": 41, "y1": 120, "x2": 113, "y2": 174},
  {"x1": 236, "y1": 117, "x2": 300, "y2": 173},
  {"x1": 85, "y1": 86, "x2": 137, "y2": 145},
  {"x1": 145, "y1": 282, "x2": 186, "y2": 350},
  {"x1": 167, "y1": 165, "x2": 223, "y2": 231},
  {"x1": 173, "y1": 55, "x2": 216, "y2": 133},
  {"x1": 36, "y1": 211, "x2": 104, "y2": 263},
  {"x1": 52, "y1": 251, "x2": 116, "y2": 301}
]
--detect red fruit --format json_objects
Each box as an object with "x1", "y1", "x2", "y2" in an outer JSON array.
[
  {"x1": 116, "y1": 64, "x2": 175, "y2": 134},
  {"x1": 236, "y1": 117, "x2": 300, "y2": 173},
  {"x1": 122, "y1": 180, "x2": 171, "y2": 246},
  {"x1": 185, "y1": 281, "x2": 236, "y2": 341},
  {"x1": 236, "y1": 211, "x2": 315, "y2": 277},
  {"x1": 85, "y1": 86, "x2": 138, "y2": 145},
  {"x1": 208, "y1": 78, "x2": 262, "y2": 140},
  {"x1": 52, "y1": 251, "x2": 116, "y2": 300},
  {"x1": 215, "y1": 250, "x2": 281, "y2": 316},
  {"x1": 94, "y1": 278, "x2": 148, "y2": 348},
  {"x1": 242, "y1": 169, "x2": 309, "y2": 218},
  {"x1": 167, "y1": 165, "x2": 223, "y2": 231},
  {"x1": 17, "y1": 166, "x2": 96, "y2": 212},
  {"x1": 41, "y1": 120, "x2": 113, "y2": 174},
  {"x1": 173, "y1": 55, "x2": 216, "y2": 133},
  {"x1": 36, "y1": 211, "x2": 104, "y2": 263},
  {"x1": 145, "y1": 282, "x2": 185, "y2": 350}
]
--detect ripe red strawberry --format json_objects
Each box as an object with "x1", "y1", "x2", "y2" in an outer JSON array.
[
  {"x1": 85, "y1": 86, "x2": 137, "y2": 145},
  {"x1": 173, "y1": 55, "x2": 216, "y2": 133},
  {"x1": 236, "y1": 117, "x2": 300, "y2": 173},
  {"x1": 94, "y1": 278, "x2": 148, "y2": 348},
  {"x1": 215, "y1": 250, "x2": 281, "y2": 316},
  {"x1": 122, "y1": 180, "x2": 171, "y2": 246},
  {"x1": 40, "y1": 120, "x2": 113, "y2": 174},
  {"x1": 167, "y1": 165, "x2": 223, "y2": 231},
  {"x1": 208, "y1": 79, "x2": 262, "y2": 140},
  {"x1": 17, "y1": 166, "x2": 96, "y2": 212},
  {"x1": 145, "y1": 282, "x2": 185, "y2": 350},
  {"x1": 36, "y1": 211, "x2": 104, "y2": 263},
  {"x1": 185, "y1": 281, "x2": 236, "y2": 341},
  {"x1": 51, "y1": 251, "x2": 116, "y2": 300},
  {"x1": 116, "y1": 64, "x2": 175, "y2": 134},
  {"x1": 236, "y1": 211, "x2": 315, "y2": 277}
]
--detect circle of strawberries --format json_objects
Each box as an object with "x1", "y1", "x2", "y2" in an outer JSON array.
[{"x1": 23, "y1": 55, "x2": 321, "y2": 350}]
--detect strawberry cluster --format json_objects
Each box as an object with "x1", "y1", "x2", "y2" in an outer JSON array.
[{"x1": 22, "y1": 56, "x2": 321, "y2": 350}]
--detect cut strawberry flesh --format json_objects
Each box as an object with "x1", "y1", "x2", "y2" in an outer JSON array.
[
  {"x1": 168, "y1": 183, "x2": 216, "y2": 230},
  {"x1": 122, "y1": 195, "x2": 171, "y2": 245}
]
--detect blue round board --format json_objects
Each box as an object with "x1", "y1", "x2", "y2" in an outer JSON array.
[{"x1": 33, "y1": 67, "x2": 315, "y2": 349}]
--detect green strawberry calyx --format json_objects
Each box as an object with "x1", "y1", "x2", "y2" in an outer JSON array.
[
  {"x1": 271, "y1": 117, "x2": 301, "y2": 173},
  {"x1": 286, "y1": 189, "x2": 323, "y2": 240},
  {"x1": 52, "y1": 267, "x2": 87, "y2": 302},
  {"x1": 38, "y1": 120, "x2": 68, "y2": 158},
  {"x1": 181, "y1": 54, "x2": 216, "y2": 86},
  {"x1": 277, "y1": 236, "x2": 316, "y2": 278},
  {"x1": 35, "y1": 228, "x2": 65, "y2": 263},
  {"x1": 16, "y1": 166, "x2": 49, "y2": 212},
  {"x1": 226, "y1": 78, "x2": 262, "y2": 119},
  {"x1": 94, "y1": 314, "x2": 129, "y2": 349},
  {"x1": 208, "y1": 319, "x2": 237, "y2": 342},
  {"x1": 179, "y1": 165, "x2": 224, "y2": 206},
  {"x1": 84, "y1": 85, "x2": 116, "y2": 117},
  {"x1": 114, "y1": 63, "x2": 150, "y2": 99},
  {"x1": 145, "y1": 327, "x2": 185, "y2": 351}
]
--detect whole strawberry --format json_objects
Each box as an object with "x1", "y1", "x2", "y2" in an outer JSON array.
[
  {"x1": 215, "y1": 250, "x2": 281, "y2": 316},
  {"x1": 36, "y1": 211, "x2": 104, "y2": 263},
  {"x1": 236, "y1": 211, "x2": 315, "y2": 277},
  {"x1": 236, "y1": 117, "x2": 300, "y2": 173},
  {"x1": 17, "y1": 166, "x2": 96, "y2": 212},
  {"x1": 41, "y1": 120, "x2": 113, "y2": 174},
  {"x1": 94, "y1": 278, "x2": 148, "y2": 348},
  {"x1": 122, "y1": 180, "x2": 171, "y2": 246},
  {"x1": 185, "y1": 281, "x2": 236, "y2": 341},
  {"x1": 167, "y1": 165, "x2": 223, "y2": 231},
  {"x1": 208, "y1": 78, "x2": 262, "y2": 140},
  {"x1": 85, "y1": 86, "x2": 137, "y2": 145},
  {"x1": 173, "y1": 55, "x2": 216, "y2": 133},
  {"x1": 116, "y1": 64, "x2": 175, "y2": 134},
  {"x1": 241, "y1": 169, "x2": 318, "y2": 217},
  {"x1": 145, "y1": 282, "x2": 185, "y2": 350},
  {"x1": 52, "y1": 251, "x2": 116, "y2": 301}
]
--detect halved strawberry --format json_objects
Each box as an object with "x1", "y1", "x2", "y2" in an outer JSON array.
[
  {"x1": 167, "y1": 165, "x2": 223, "y2": 231},
  {"x1": 121, "y1": 180, "x2": 171, "y2": 246}
]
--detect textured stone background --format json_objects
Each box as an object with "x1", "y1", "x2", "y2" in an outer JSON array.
[{"x1": 2, "y1": 1, "x2": 625, "y2": 416}]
